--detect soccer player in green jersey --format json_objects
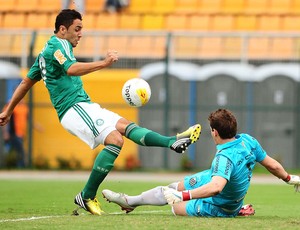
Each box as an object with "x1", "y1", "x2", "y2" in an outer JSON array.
[{"x1": 0, "y1": 9, "x2": 201, "y2": 215}]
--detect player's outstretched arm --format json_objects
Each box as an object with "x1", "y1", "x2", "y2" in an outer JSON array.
[
  {"x1": 260, "y1": 155, "x2": 300, "y2": 192},
  {"x1": 163, "y1": 176, "x2": 227, "y2": 204},
  {"x1": 67, "y1": 50, "x2": 118, "y2": 76},
  {"x1": 0, "y1": 77, "x2": 37, "y2": 126}
]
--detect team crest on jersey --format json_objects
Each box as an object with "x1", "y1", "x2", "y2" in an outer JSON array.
[
  {"x1": 189, "y1": 177, "x2": 197, "y2": 187},
  {"x1": 54, "y1": 49, "x2": 67, "y2": 64},
  {"x1": 96, "y1": 119, "x2": 104, "y2": 126}
]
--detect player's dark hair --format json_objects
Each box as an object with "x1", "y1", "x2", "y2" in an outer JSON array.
[
  {"x1": 208, "y1": 108, "x2": 237, "y2": 139},
  {"x1": 54, "y1": 9, "x2": 82, "y2": 34}
]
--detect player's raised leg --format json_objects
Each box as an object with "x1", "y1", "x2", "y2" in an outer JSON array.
[
  {"x1": 125, "y1": 123, "x2": 201, "y2": 154},
  {"x1": 171, "y1": 124, "x2": 201, "y2": 153}
]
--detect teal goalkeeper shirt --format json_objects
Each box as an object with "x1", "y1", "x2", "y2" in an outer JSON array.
[
  {"x1": 210, "y1": 134, "x2": 267, "y2": 211},
  {"x1": 27, "y1": 35, "x2": 90, "y2": 120}
]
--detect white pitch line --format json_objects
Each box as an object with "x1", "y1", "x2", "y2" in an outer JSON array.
[
  {"x1": 0, "y1": 210, "x2": 170, "y2": 223},
  {"x1": 0, "y1": 215, "x2": 63, "y2": 223}
]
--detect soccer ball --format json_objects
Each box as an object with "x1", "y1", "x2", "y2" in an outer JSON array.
[{"x1": 122, "y1": 78, "x2": 151, "y2": 107}]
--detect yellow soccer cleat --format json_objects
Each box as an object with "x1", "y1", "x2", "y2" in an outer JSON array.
[
  {"x1": 171, "y1": 124, "x2": 201, "y2": 153},
  {"x1": 74, "y1": 192, "x2": 105, "y2": 215}
]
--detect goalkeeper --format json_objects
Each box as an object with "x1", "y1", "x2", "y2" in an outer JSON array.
[{"x1": 103, "y1": 108, "x2": 300, "y2": 217}]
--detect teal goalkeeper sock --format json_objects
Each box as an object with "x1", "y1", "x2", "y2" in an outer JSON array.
[
  {"x1": 82, "y1": 145, "x2": 120, "y2": 199},
  {"x1": 125, "y1": 123, "x2": 176, "y2": 147}
]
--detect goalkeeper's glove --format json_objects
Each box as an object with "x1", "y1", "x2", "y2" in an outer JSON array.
[
  {"x1": 162, "y1": 187, "x2": 192, "y2": 205},
  {"x1": 283, "y1": 174, "x2": 300, "y2": 192}
]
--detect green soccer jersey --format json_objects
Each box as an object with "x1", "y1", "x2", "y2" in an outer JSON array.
[{"x1": 27, "y1": 35, "x2": 90, "y2": 120}]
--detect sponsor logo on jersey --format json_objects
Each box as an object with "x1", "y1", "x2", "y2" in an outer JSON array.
[{"x1": 54, "y1": 49, "x2": 67, "y2": 64}]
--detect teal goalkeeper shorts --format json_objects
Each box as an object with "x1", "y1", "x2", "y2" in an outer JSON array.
[{"x1": 183, "y1": 170, "x2": 239, "y2": 217}]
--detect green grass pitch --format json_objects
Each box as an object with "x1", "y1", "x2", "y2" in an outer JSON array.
[{"x1": 0, "y1": 178, "x2": 299, "y2": 230}]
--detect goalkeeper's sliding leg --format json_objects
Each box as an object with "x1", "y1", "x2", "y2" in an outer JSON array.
[
  {"x1": 102, "y1": 181, "x2": 188, "y2": 215},
  {"x1": 102, "y1": 186, "x2": 169, "y2": 213}
]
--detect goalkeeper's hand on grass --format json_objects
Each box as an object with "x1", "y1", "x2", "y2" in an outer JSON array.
[
  {"x1": 163, "y1": 187, "x2": 192, "y2": 205},
  {"x1": 284, "y1": 175, "x2": 300, "y2": 192}
]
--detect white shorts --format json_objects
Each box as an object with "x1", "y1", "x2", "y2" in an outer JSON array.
[{"x1": 61, "y1": 102, "x2": 122, "y2": 149}]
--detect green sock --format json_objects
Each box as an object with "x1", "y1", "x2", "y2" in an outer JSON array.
[
  {"x1": 82, "y1": 144, "x2": 121, "y2": 199},
  {"x1": 125, "y1": 123, "x2": 176, "y2": 147}
]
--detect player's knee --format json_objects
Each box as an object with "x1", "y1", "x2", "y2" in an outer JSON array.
[
  {"x1": 116, "y1": 118, "x2": 132, "y2": 135},
  {"x1": 172, "y1": 203, "x2": 188, "y2": 216},
  {"x1": 110, "y1": 136, "x2": 124, "y2": 147},
  {"x1": 105, "y1": 131, "x2": 124, "y2": 147}
]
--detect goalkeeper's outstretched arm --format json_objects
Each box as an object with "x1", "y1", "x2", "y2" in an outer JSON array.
[
  {"x1": 260, "y1": 155, "x2": 300, "y2": 191},
  {"x1": 260, "y1": 155, "x2": 290, "y2": 180},
  {"x1": 163, "y1": 176, "x2": 227, "y2": 205}
]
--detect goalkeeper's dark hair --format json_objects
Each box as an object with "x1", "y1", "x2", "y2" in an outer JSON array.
[
  {"x1": 54, "y1": 9, "x2": 82, "y2": 34},
  {"x1": 208, "y1": 108, "x2": 237, "y2": 139}
]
